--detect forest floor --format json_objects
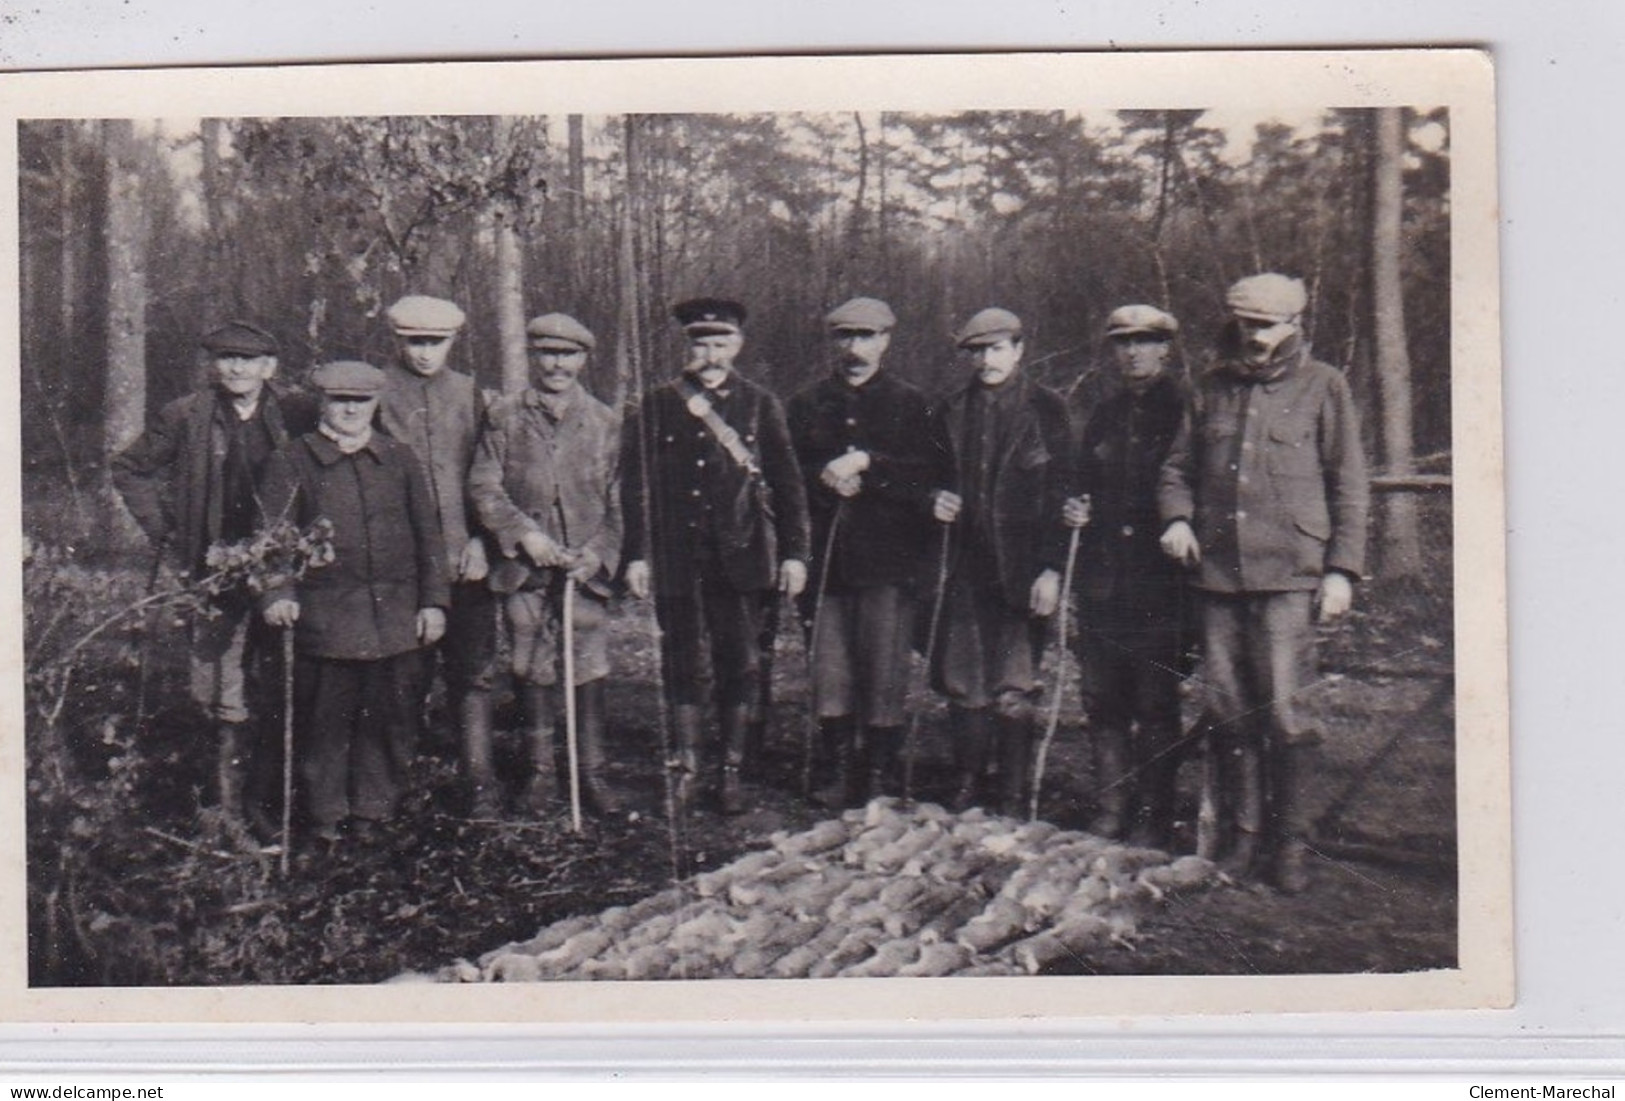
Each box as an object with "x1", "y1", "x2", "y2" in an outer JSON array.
[{"x1": 25, "y1": 541, "x2": 1458, "y2": 988}]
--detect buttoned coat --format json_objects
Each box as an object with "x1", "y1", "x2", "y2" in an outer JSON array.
[
  {"x1": 112, "y1": 386, "x2": 318, "y2": 573},
  {"x1": 787, "y1": 369, "x2": 944, "y2": 592},
  {"x1": 622, "y1": 373, "x2": 811, "y2": 594},
  {"x1": 257, "y1": 432, "x2": 450, "y2": 661},
  {"x1": 468, "y1": 384, "x2": 623, "y2": 597},
  {"x1": 1158, "y1": 347, "x2": 1369, "y2": 593},
  {"x1": 376, "y1": 362, "x2": 486, "y2": 572},
  {"x1": 930, "y1": 374, "x2": 1075, "y2": 610}
]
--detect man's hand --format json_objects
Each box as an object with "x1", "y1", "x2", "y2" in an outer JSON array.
[
  {"x1": 519, "y1": 530, "x2": 566, "y2": 569},
  {"x1": 932, "y1": 489, "x2": 963, "y2": 524},
  {"x1": 1316, "y1": 571, "x2": 1355, "y2": 623},
  {"x1": 264, "y1": 599, "x2": 300, "y2": 629},
  {"x1": 459, "y1": 536, "x2": 490, "y2": 583},
  {"x1": 1029, "y1": 569, "x2": 1062, "y2": 618},
  {"x1": 821, "y1": 450, "x2": 870, "y2": 486},
  {"x1": 566, "y1": 547, "x2": 602, "y2": 585},
  {"x1": 1160, "y1": 520, "x2": 1201, "y2": 567},
  {"x1": 828, "y1": 474, "x2": 862, "y2": 498},
  {"x1": 625, "y1": 560, "x2": 652, "y2": 600},
  {"x1": 417, "y1": 607, "x2": 448, "y2": 645},
  {"x1": 1062, "y1": 494, "x2": 1092, "y2": 529},
  {"x1": 779, "y1": 559, "x2": 808, "y2": 598}
]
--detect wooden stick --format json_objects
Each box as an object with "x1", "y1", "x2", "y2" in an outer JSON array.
[
  {"x1": 562, "y1": 576, "x2": 583, "y2": 834},
  {"x1": 281, "y1": 627, "x2": 295, "y2": 877},
  {"x1": 903, "y1": 523, "x2": 952, "y2": 803},
  {"x1": 800, "y1": 500, "x2": 843, "y2": 799},
  {"x1": 1029, "y1": 524, "x2": 1082, "y2": 822}
]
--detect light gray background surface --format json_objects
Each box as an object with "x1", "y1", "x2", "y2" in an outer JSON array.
[{"x1": 0, "y1": 0, "x2": 1618, "y2": 1075}]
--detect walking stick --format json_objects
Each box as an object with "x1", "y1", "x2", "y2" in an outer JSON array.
[
  {"x1": 280, "y1": 626, "x2": 294, "y2": 877},
  {"x1": 562, "y1": 576, "x2": 583, "y2": 834},
  {"x1": 1029, "y1": 524, "x2": 1082, "y2": 822},
  {"x1": 800, "y1": 501, "x2": 844, "y2": 798},
  {"x1": 902, "y1": 523, "x2": 952, "y2": 802}
]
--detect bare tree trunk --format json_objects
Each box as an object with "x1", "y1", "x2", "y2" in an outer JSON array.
[
  {"x1": 848, "y1": 111, "x2": 869, "y2": 274},
  {"x1": 199, "y1": 118, "x2": 230, "y2": 314},
  {"x1": 613, "y1": 116, "x2": 644, "y2": 409},
  {"x1": 1372, "y1": 107, "x2": 1422, "y2": 579},
  {"x1": 567, "y1": 114, "x2": 586, "y2": 302},
  {"x1": 492, "y1": 118, "x2": 529, "y2": 395},
  {"x1": 103, "y1": 119, "x2": 148, "y2": 544}
]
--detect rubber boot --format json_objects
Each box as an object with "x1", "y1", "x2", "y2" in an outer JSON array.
[
  {"x1": 1219, "y1": 733, "x2": 1265, "y2": 879},
  {"x1": 459, "y1": 690, "x2": 501, "y2": 819},
  {"x1": 1269, "y1": 741, "x2": 1314, "y2": 894},
  {"x1": 995, "y1": 715, "x2": 1033, "y2": 818},
  {"x1": 217, "y1": 721, "x2": 249, "y2": 823},
  {"x1": 668, "y1": 704, "x2": 703, "y2": 813},
  {"x1": 1088, "y1": 725, "x2": 1132, "y2": 838},
  {"x1": 574, "y1": 679, "x2": 623, "y2": 816},
  {"x1": 810, "y1": 717, "x2": 855, "y2": 809},
  {"x1": 865, "y1": 725, "x2": 903, "y2": 801},
  {"x1": 519, "y1": 685, "x2": 557, "y2": 817},
  {"x1": 948, "y1": 705, "x2": 989, "y2": 813},
  {"x1": 718, "y1": 702, "x2": 752, "y2": 816}
]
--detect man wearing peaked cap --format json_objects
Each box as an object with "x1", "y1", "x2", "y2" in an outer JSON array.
[
  {"x1": 112, "y1": 320, "x2": 317, "y2": 835},
  {"x1": 377, "y1": 294, "x2": 498, "y2": 820},
  {"x1": 1159, "y1": 273, "x2": 1369, "y2": 892},
  {"x1": 926, "y1": 307, "x2": 1088, "y2": 815},
  {"x1": 622, "y1": 297, "x2": 810, "y2": 816},
  {"x1": 1069, "y1": 303, "x2": 1193, "y2": 847},
  {"x1": 469, "y1": 313, "x2": 625, "y2": 818},
  {"x1": 259, "y1": 360, "x2": 450, "y2": 852},
  {"x1": 787, "y1": 296, "x2": 943, "y2": 807}
]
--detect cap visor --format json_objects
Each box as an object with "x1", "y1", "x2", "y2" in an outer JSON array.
[{"x1": 684, "y1": 323, "x2": 740, "y2": 336}]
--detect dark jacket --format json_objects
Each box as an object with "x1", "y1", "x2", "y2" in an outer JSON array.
[
  {"x1": 1075, "y1": 373, "x2": 1191, "y2": 611},
  {"x1": 258, "y1": 431, "x2": 451, "y2": 660},
  {"x1": 112, "y1": 386, "x2": 318, "y2": 573},
  {"x1": 931, "y1": 373, "x2": 1075, "y2": 610},
  {"x1": 1158, "y1": 344, "x2": 1369, "y2": 593},
  {"x1": 376, "y1": 363, "x2": 487, "y2": 574},
  {"x1": 787, "y1": 369, "x2": 944, "y2": 592},
  {"x1": 622, "y1": 372, "x2": 811, "y2": 594},
  {"x1": 468, "y1": 384, "x2": 623, "y2": 597}
]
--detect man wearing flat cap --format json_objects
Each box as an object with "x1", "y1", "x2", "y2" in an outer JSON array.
[
  {"x1": 927, "y1": 307, "x2": 1084, "y2": 815},
  {"x1": 787, "y1": 296, "x2": 943, "y2": 806},
  {"x1": 1159, "y1": 273, "x2": 1369, "y2": 891},
  {"x1": 113, "y1": 321, "x2": 317, "y2": 832},
  {"x1": 469, "y1": 313, "x2": 624, "y2": 819},
  {"x1": 622, "y1": 297, "x2": 811, "y2": 815},
  {"x1": 259, "y1": 361, "x2": 449, "y2": 852},
  {"x1": 1070, "y1": 304, "x2": 1195, "y2": 847},
  {"x1": 378, "y1": 295, "x2": 496, "y2": 816}
]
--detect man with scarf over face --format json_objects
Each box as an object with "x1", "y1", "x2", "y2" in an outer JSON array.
[{"x1": 1158, "y1": 274, "x2": 1369, "y2": 892}]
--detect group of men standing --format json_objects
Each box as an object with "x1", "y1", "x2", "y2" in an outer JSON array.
[{"x1": 113, "y1": 272, "x2": 1367, "y2": 893}]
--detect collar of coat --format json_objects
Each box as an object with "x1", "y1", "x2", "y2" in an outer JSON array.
[
  {"x1": 523, "y1": 383, "x2": 579, "y2": 420},
  {"x1": 306, "y1": 427, "x2": 385, "y2": 464}
]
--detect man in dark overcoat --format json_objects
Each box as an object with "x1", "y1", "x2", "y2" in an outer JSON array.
[
  {"x1": 622, "y1": 298, "x2": 811, "y2": 815},
  {"x1": 112, "y1": 321, "x2": 317, "y2": 829},
  {"x1": 787, "y1": 296, "x2": 943, "y2": 805},
  {"x1": 1071, "y1": 304, "x2": 1194, "y2": 846},
  {"x1": 259, "y1": 361, "x2": 449, "y2": 850},
  {"x1": 1158, "y1": 273, "x2": 1369, "y2": 891},
  {"x1": 928, "y1": 308, "x2": 1083, "y2": 815}
]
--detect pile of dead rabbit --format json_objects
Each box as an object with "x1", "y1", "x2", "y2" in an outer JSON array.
[{"x1": 408, "y1": 799, "x2": 1218, "y2": 981}]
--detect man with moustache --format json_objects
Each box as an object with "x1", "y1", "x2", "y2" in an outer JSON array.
[
  {"x1": 112, "y1": 321, "x2": 317, "y2": 830},
  {"x1": 622, "y1": 298, "x2": 810, "y2": 815},
  {"x1": 377, "y1": 295, "x2": 496, "y2": 818},
  {"x1": 1071, "y1": 304, "x2": 1194, "y2": 847},
  {"x1": 1159, "y1": 274, "x2": 1368, "y2": 891},
  {"x1": 787, "y1": 297, "x2": 942, "y2": 806},
  {"x1": 928, "y1": 308, "x2": 1084, "y2": 815},
  {"x1": 469, "y1": 313, "x2": 624, "y2": 818},
  {"x1": 259, "y1": 361, "x2": 448, "y2": 852}
]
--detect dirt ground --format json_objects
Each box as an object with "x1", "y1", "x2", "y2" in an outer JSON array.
[{"x1": 25, "y1": 552, "x2": 1457, "y2": 986}]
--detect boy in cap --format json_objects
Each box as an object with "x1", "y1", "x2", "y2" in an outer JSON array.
[
  {"x1": 378, "y1": 295, "x2": 497, "y2": 815},
  {"x1": 928, "y1": 308, "x2": 1084, "y2": 815},
  {"x1": 622, "y1": 297, "x2": 811, "y2": 815},
  {"x1": 787, "y1": 296, "x2": 943, "y2": 805},
  {"x1": 1071, "y1": 304, "x2": 1194, "y2": 846},
  {"x1": 469, "y1": 313, "x2": 624, "y2": 818},
  {"x1": 113, "y1": 321, "x2": 317, "y2": 831},
  {"x1": 259, "y1": 361, "x2": 449, "y2": 850},
  {"x1": 1158, "y1": 273, "x2": 1369, "y2": 891}
]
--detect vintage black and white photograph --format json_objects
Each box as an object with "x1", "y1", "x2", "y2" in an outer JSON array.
[{"x1": 2, "y1": 51, "x2": 1508, "y2": 1020}]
